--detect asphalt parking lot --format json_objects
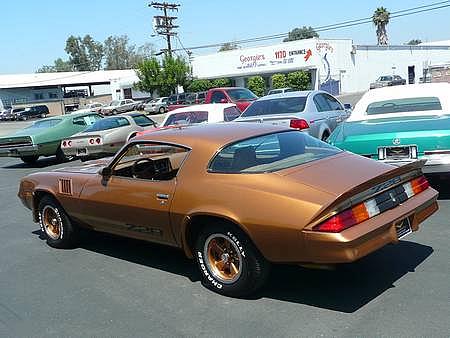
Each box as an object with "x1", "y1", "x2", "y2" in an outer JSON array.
[{"x1": 0, "y1": 120, "x2": 449, "y2": 337}]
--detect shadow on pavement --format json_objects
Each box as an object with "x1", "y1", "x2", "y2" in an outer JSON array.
[
  {"x1": 2, "y1": 157, "x2": 70, "y2": 169},
  {"x1": 427, "y1": 175, "x2": 450, "y2": 200},
  {"x1": 32, "y1": 229, "x2": 432, "y2": 312},
  {"x1": 258, "y1": 241, "x2": 433, "y2": 312}
]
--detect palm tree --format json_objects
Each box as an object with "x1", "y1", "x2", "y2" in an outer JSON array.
[{"x1": 373, "y1": 7, "x2": 390, "y2": 45}]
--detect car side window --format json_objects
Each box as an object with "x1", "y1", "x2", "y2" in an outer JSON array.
[
  {"x1": 83, "y1": 114, "x2": 102, "y2": 125},
  {"x1": 324, "y1": 94, "x2": 343, "y2": 111},
  {"x1": 223, "y1": 106, "x2": 241, "y2": 121},
  {"x1": 112, "y1": 142, "x2": 190, "y2": 181},
  {"x1": 73, "y1": 116, "x2": 87, "y2": 126},
  {"x1": 211, "y1": 91, "x2": 227, "y2": 103},
  {"x1": 313, "y1": 94, "x2": 331, "y2": 112}
]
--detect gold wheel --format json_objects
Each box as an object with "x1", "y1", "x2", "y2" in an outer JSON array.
[
  {"x1": 204, "y1": 234, "x2": 242, "y2": 284},
  {"x1": 42, "y1": 205, "x2": 62, "y2": 240}
]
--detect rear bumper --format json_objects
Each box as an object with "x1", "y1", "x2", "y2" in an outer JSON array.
[
  {"x1": 300, "y1": 188, "x2": 438, "y2": 264},
  {"x1": 0, "y1": 145, "x2": 39, "y2": 157},
  {"x1": 62, "y1": 144, "x2": 118, "y2": 158},
  {"x1": 381, "y1": 154, "x2": 450, "y2": 174}
]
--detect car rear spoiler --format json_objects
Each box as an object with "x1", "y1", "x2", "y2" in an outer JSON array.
[{"x1": 309, "y1": 160, "x2": 427, "y2": 226}]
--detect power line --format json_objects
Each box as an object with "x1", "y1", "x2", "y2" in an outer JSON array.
[
  {"x1": 174, "y1": 1, "x2": 450, "y2": 52},
  {"x1": 149, "y1": 2, "x2": 181, "y2": 56}
]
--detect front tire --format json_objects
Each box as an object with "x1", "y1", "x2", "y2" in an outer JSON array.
[
  {"x1": 38, "y1": 196, "x2": 78, "y2": 248},
  {"x1": 159, "y1": 106, "x2": 166, "y2": 114},
  {"x1": 194, "y1": 222, "x2": 270, "y2": 297}
]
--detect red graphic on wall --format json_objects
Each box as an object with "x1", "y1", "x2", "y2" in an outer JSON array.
[{"x1": 304, "y1": 49, "x2": 312, "y2": 62}]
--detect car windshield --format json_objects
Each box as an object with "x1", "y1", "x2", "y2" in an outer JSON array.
[
  {"x1": 27, "y1": 119, "x2": 62, "y2": 129},
  {"x1": 109, "y1": 101, "x2": 120, "y2": 106},
  {"x1": 209, "y1": 130, "x2": 341, "y2": 173},
  {"x1": 84, "y1": 116, "x2": 130, "y2": 132},
  {"x1": 241, "y1": 97, "x2": 307, "y2": 117},
  {"x1": 380, "y1": 76, "x2": 392, "y2": 81},
  {"x1": 226, "y1": 88, "x2": 258, "y2": 101},
  {"x1": 366, "y1": 97, "x2": 442, "y2": 115}
]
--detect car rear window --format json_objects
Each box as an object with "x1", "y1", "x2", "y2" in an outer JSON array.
[
  {"x1": 241, "y1": 97, "x2": 307, "y2": 117},
  {"x1": 132, "y1": 114, "x2": 155, "y2": 127},
  {"x1": 164, "y1": 111, "x2": 209, "y2": 126},
  {"x1": 27, "y1": 119, "x2": 62, "y2": 129},
  {"x1": 84, "y1": 116, "x2": 130, "y2": 132},
  {"x1": 209, "y1": 130, "x2": 340, "y2": 173},
  {"x1": 366, "y1": 97, "x2": 442, "y2": 115}
]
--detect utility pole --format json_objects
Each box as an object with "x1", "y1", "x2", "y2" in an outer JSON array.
[{"x1": 149, "y1": 2, "x2": 180, "y2": 57}]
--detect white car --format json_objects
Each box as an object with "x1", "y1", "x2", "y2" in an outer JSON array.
[
  {"x1": 71, "y1": 102, "x2": 104, "y2": 114},
  {"x1": 144, "y1": 97, "x2": 169, "y2": 114},
  {"x1": 101, "y1": 99, "x2": 137, "y2": 116},
  {"x1": 160, "y1": 103, "x2": 241, "y2": 127}
]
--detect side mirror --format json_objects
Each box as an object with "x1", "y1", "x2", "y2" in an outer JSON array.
[{"x1": 100, "y1": 166, "x2": 112, "y2": 178}]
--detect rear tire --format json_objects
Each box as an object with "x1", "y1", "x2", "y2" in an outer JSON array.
[
  {"x1": 321, "y1": 131, "x2": 330, "y2": 142},
  {"x1": 20, "y1": 155, "x2": 39, "y2": 164},
  {"x1": 38, "y1": 196, "x2": 78, "y2": 249},
  {"x1": 194, "y1": 221, "x2": 270, "y2": 297},
  {"x1": 159, "y1": 106, "x2": 166, "y2": 114}
]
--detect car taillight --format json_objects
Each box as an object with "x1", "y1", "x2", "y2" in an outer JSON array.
[
  {"x1": 313, "y1": 175, "x2": 430, "y2": 233},
  {"x1": 68, "y1": 141, "x2": 72, "y2": 147},
  {"x1": 89, "y1": 138, "x2": 95, "y2": 145},
  {"x1": 62, "y1": 141, "x2": 67, "y2": 147},
  {"x1": 290, "y1": 119, "x2": 309, "y2": 130},
  {"x1": 95, "y1": 138, "x2": 101, "y2": 144}
]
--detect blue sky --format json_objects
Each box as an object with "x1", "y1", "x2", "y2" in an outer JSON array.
[{"x1": 1, "y1": 0, "x2": 449, "y2": 74}]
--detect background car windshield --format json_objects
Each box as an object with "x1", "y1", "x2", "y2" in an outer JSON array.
[
  {"x1": 164, "y1": 111, "x2": 208, "y2": 126},
  {"x1": 27, "y1": 119, "x2": 62, "y2": 129},
  {"x1": 241, "y1": 97, "x2": 307, "y2": 117},
  {"x1": 227, "y1": 88, "x2": 258, "y2": 101},
  {"x1": 109, "y1": 101, "x2": 119, "y2": 106},
  {"x1": 380, "y1": 76, "x2": 392, "y2": 81},
  {"x1": 84, "y1": 117, "x2": 130, "y2": 132},
  {"x1": 366, "y1": 97, "x2": 442, "y2": 115},
  {"x1": 132, "y1": 115, "x2": 155, "y2": 127},
  {"x1": 209, "y1": 131, "x2": 341, "y2": 173}
]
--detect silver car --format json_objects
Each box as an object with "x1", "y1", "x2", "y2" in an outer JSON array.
[
  {"x1": 101, "y1": 99, "x2": 137, "y2": 115},
  {"x1": 61, "y1": 112, "x2": 157, "y2": 160},
  {"x1": 144, "y1": 97, "x2": 168, "y2": 114},
  {"x1": 235, "y1": 91, "x2": 349, "y2": 141}
]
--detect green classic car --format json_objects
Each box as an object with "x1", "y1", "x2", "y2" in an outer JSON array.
[
  {"x1": 328, "y1": 83, "x2": 450, "y2": 174},
  {"x1": 0, "y1": 112, "x2": 102, "y2": 163}
]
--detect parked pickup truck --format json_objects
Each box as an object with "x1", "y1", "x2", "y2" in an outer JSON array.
[{"x1": 204, "y1": 87, "x2": 258, "y2": 112}]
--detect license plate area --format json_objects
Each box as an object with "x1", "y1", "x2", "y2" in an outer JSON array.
[
  {"x1": 379, "y1": 145, "x2": 417, "y2": 160},
  {"x1": 394, "y1": 217, "x2": 412, "y2": 239},
  {"x1": 76, "y1": 148, "x2": 87, "y2": 156}
]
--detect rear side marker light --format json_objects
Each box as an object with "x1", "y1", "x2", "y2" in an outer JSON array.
[
  {"x1": 290, "y1": 119, "x2": 309, "y2": 130},
  {"x1": 313, "y1": 176, "x2": 429, "y2": 233}
]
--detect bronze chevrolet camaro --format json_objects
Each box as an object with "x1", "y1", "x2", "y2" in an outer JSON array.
[{"x1": 18, "y1": 123, "x2": 438, "y2": 296}]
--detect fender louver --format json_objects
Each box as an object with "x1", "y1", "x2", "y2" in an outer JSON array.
[{"x1": 58, "y1": 178, "x2": 73, "y2": 195}]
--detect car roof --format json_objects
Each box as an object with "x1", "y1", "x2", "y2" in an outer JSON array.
[
  {"x1": 167, "y1": 103, "x2": 236, "y2": 114},
  {"x1": 257, "y1": 90, "x2": 316, "y2": 101},
  {"x1": 349, "y1": 83, "x2": 450, "y2": 121},
  {"x1": 134, "y1": 122, "x2": 289, "y2": 152}
]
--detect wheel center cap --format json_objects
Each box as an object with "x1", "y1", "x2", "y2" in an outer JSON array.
[
  {"x1": 51, "y1": 219, "x2": 58, "y2": 226},
  {"x1": 221, "y1": 253, "x2": 230, "y2": 262}
]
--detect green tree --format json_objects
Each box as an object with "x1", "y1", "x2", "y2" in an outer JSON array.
[
  {"x1": 65, "y1": 35, "x2": 104, "y2": 71},
  {"x1": 37, "y1": 58, "x2": 73, "y2": 73},
  {"x1": 406, "y1": 39, "x2": 422, "y2": 45},
  {"x1": 188, "y1": 79, "x2": 213, "y2": 92},
  {"x1": 247, "y1": 76, "x2": 266, "y2": 97},
  {"x1": 211, "y1": 78, "x2": 232, "y2": 88},
  {"x1": 104, "y1": 35, "x2": 154, "y2": 70},
  {"x1": 218, "y1": 42, "x2": 239, "y2": 52},
  {"x1": 283, "y1": 26, "x2": 319, "y2": 42},
  {"x1": 271, "y1": 73, "x2": 287, "y2": 89},
  {"x1": 373, "y1": 7, "x2": 390, "y2": 45},
  {"x1": 134, "y1": 57, "x2": 162, "y2": 95},
  {"x1": 287, "y1": 71, "x2": 310, "y2": 90}
]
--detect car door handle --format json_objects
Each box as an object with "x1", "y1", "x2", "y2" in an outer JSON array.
[{"x1": 156, "y1": 193, "x2": 169, "y2": 200}]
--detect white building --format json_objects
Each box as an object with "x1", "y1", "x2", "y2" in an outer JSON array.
[{"x1": 191, "y1": 38, "x2": 450, "y2": 94}]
